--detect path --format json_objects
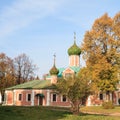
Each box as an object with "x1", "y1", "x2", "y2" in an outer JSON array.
[{"x1": 82, "y1": 111, "x2": 120, "y2": 116}]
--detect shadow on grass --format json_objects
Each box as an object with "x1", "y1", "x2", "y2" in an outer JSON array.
[
  {"x1": 79, "y1": 112, "x2": 107, "y2": 116},
  {"x1": 0, "y1": 106, "x2": 72, "y2": 120}
]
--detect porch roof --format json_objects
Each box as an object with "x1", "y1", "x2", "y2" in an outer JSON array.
[{"x1": 35, "y1": 93, "x2": 44, "y2": 97}]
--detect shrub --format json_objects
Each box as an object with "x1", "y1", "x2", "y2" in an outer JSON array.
[{"x1": 102, "y1": 101, "x2": 114, "y2": 109}]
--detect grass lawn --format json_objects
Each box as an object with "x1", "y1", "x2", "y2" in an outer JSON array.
[
  {"x1": 81, "y1": 106, "x2": 120, "y2": 114},
  {"x1": 0, "y1": 106, "x2": 120, "y2": 120}
]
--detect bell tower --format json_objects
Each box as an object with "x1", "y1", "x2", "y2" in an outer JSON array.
[{"x1": 67, "y1": 33, "x2": 81, "y2": 67}]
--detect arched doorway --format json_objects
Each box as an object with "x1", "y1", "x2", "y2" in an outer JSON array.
[{"x1": 35, "y1": 93, "x2": 44, "y2": 106}]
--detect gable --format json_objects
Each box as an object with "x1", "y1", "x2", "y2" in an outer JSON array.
[{"x1": 63, "y1": 67, "x2": 74, "y2": 74}]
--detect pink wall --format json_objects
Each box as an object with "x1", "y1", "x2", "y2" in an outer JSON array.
[{"x1": 5, "y1": 89, "x2": 120, "y2": 106}]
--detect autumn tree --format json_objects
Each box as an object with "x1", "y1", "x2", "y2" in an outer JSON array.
[
  {"x1": 14, "y1": 53, "x2": 37, "y2": 84},
  {"x1": 82, "y1": 12, "x2": 120, "y2": 101},
  {"x1": 56, "y1": 68, "x2": 91, "y2": 115},
  {"x1": 0, "y1": 53, "x2": 15, "y2": 99}
]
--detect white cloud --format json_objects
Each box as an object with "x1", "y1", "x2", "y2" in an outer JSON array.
[{"x1": 0, "y1": 0, "x2": 65, "y2": 38}]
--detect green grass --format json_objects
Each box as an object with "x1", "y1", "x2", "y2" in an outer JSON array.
[
  {"x1": 0, "y1": 106, "x2": 70, "y2": 120},
  {"x1": 81, "y1": 106, "x2": 120, "y2": 114},
  {"x1": 0, "y1": 106, "x2": 120, "y2": 120}
]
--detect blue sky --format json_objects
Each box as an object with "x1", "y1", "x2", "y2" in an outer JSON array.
[{"x1": 0, "y1": 0, "x2": 119, "y2": 78}]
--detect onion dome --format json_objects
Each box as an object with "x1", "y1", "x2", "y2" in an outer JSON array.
[
  {"x1": 49, "y1": 65, "x2": 59, "y2": 75},
  {"x1": 68, "y1": 33, "x2": 81, "y2": 56},
  {"x1": 49, "y1": 54, "x2": 59, "y2": 75}
]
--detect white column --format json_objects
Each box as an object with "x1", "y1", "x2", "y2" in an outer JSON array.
[
  {"x1": 5, "y1": 91, "x2": 7, "y2": 105},
  {"x1": 116, "y1": 92, "x2": 119, "y2": 105},
  {"x1": 87, "y1": 95, "x2": 91, "y2": 106},
  {"x1": 0, "y1": 92, "x2": 1, "y2": 104},
  {"x1": 31, "y1": 90, "x2": 34, "y2": 106},
  {"x1": 74, "y1": 55, "x2": 75, "y2": 66},
  {"x1": 110, "y1": 93, "x2": 112, "y2": 101},
  {"x1": 78, "y1": 56, "x2": 80, "y2": 66},
  {"x1": 46, "y1": 90, "x2": 50, "y2": 106},
  {"x1": 103, "y1": 93, "x2": 106, "y2": 101},
  {"x1": 69, "y1": 56, "x2": 70, "y2": 66},
  {"x1": 13, "y1": 90, "x2": 16, "y2": 105}
]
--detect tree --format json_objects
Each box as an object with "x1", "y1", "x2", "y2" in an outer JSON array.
[
  {"x1": 14, "y1": 53, "x2": 37, "y2": 84},
  {"x1": 0, "y1": 53, "x2": 15, "y2": 99},
  {"x1": 56, "y1": 68, "x2": 91, "y2": 115},
  {"x1": 82, "y1": 12, "x2": 120, "y2": 101}
]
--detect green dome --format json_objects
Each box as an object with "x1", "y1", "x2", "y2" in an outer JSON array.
[
  {"x1": 68, "y1": 41, "x2": 81, "y2": 56},
  {"x1": 49, "y1": 65, "x2": 59, "y2": 75}
]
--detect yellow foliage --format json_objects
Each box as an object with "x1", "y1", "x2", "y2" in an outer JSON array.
[{"x1": 82, "y1": 12, "x2": 120, "y2": 94}]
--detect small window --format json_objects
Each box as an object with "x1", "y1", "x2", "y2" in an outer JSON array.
[
  {"x1": 65, "y1": 73, "x2": 72, "y2": 78},
  {"x1": 62, "y1": 95, "x2": 67, "y2": 102},
  {"x1": 18, "y1": 94, "x2": 22, "y2": 101},
  {"x1": 27, "y1": 94, "x2": 31, "y2": 101},
  {"x1": 99, "y1": 93, "x2": 103, "y2": 100},
  {"x1": 53, "y1": 94, "x2": 57, "y2": 102}
]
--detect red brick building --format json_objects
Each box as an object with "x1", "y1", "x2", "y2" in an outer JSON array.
[{"x1": 4, "y1": 34, "x2": 120, "y2": 106}]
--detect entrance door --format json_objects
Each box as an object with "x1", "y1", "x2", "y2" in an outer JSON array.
[
  {"x1": 38, "y1": 97, "x2": 43, "y2": 106},
  {"x1": 39, "y1": 97, "x2": 43, "y2": 105}
]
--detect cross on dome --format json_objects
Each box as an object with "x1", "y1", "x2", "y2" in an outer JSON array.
[
  {"x1": 74, "y1": 32, "x2": 76, "y2": 44},
  {"x1": 53, "y1": 53, "x2": 56, "y2": 66},
  {"x1": 67, "y1": 32, "x2": 81, "y2": 56}
]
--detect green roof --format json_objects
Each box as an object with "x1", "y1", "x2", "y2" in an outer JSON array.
[
  {"x1": 58, "y1": 68, "x2": 65, "y2": 77},
  {"x1": 46, "y1": 68, "x2": 65, "y2": 78},
  {"x1": 46, "y1": 66, "x2": 80, "y2": 79},
  {"x1": 58, "y1": 67, "x2": 80, "y2": 77},
  {"x1": 49, "y1": 65, "x2": 59, "y2": 75},
  {"x1": 70, "y1": 66, "x2": 80, "y2": 73},
  {"x1": 6, "y1": 80, "x2": 55, "y2": 90},
  {"x1": 68, "y1": 41, "x2": 81, "y2": 56}
]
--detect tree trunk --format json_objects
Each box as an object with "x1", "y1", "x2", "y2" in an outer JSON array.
[{"x1": 71, "y1": 101, "x2": 80, "y2": 115}]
